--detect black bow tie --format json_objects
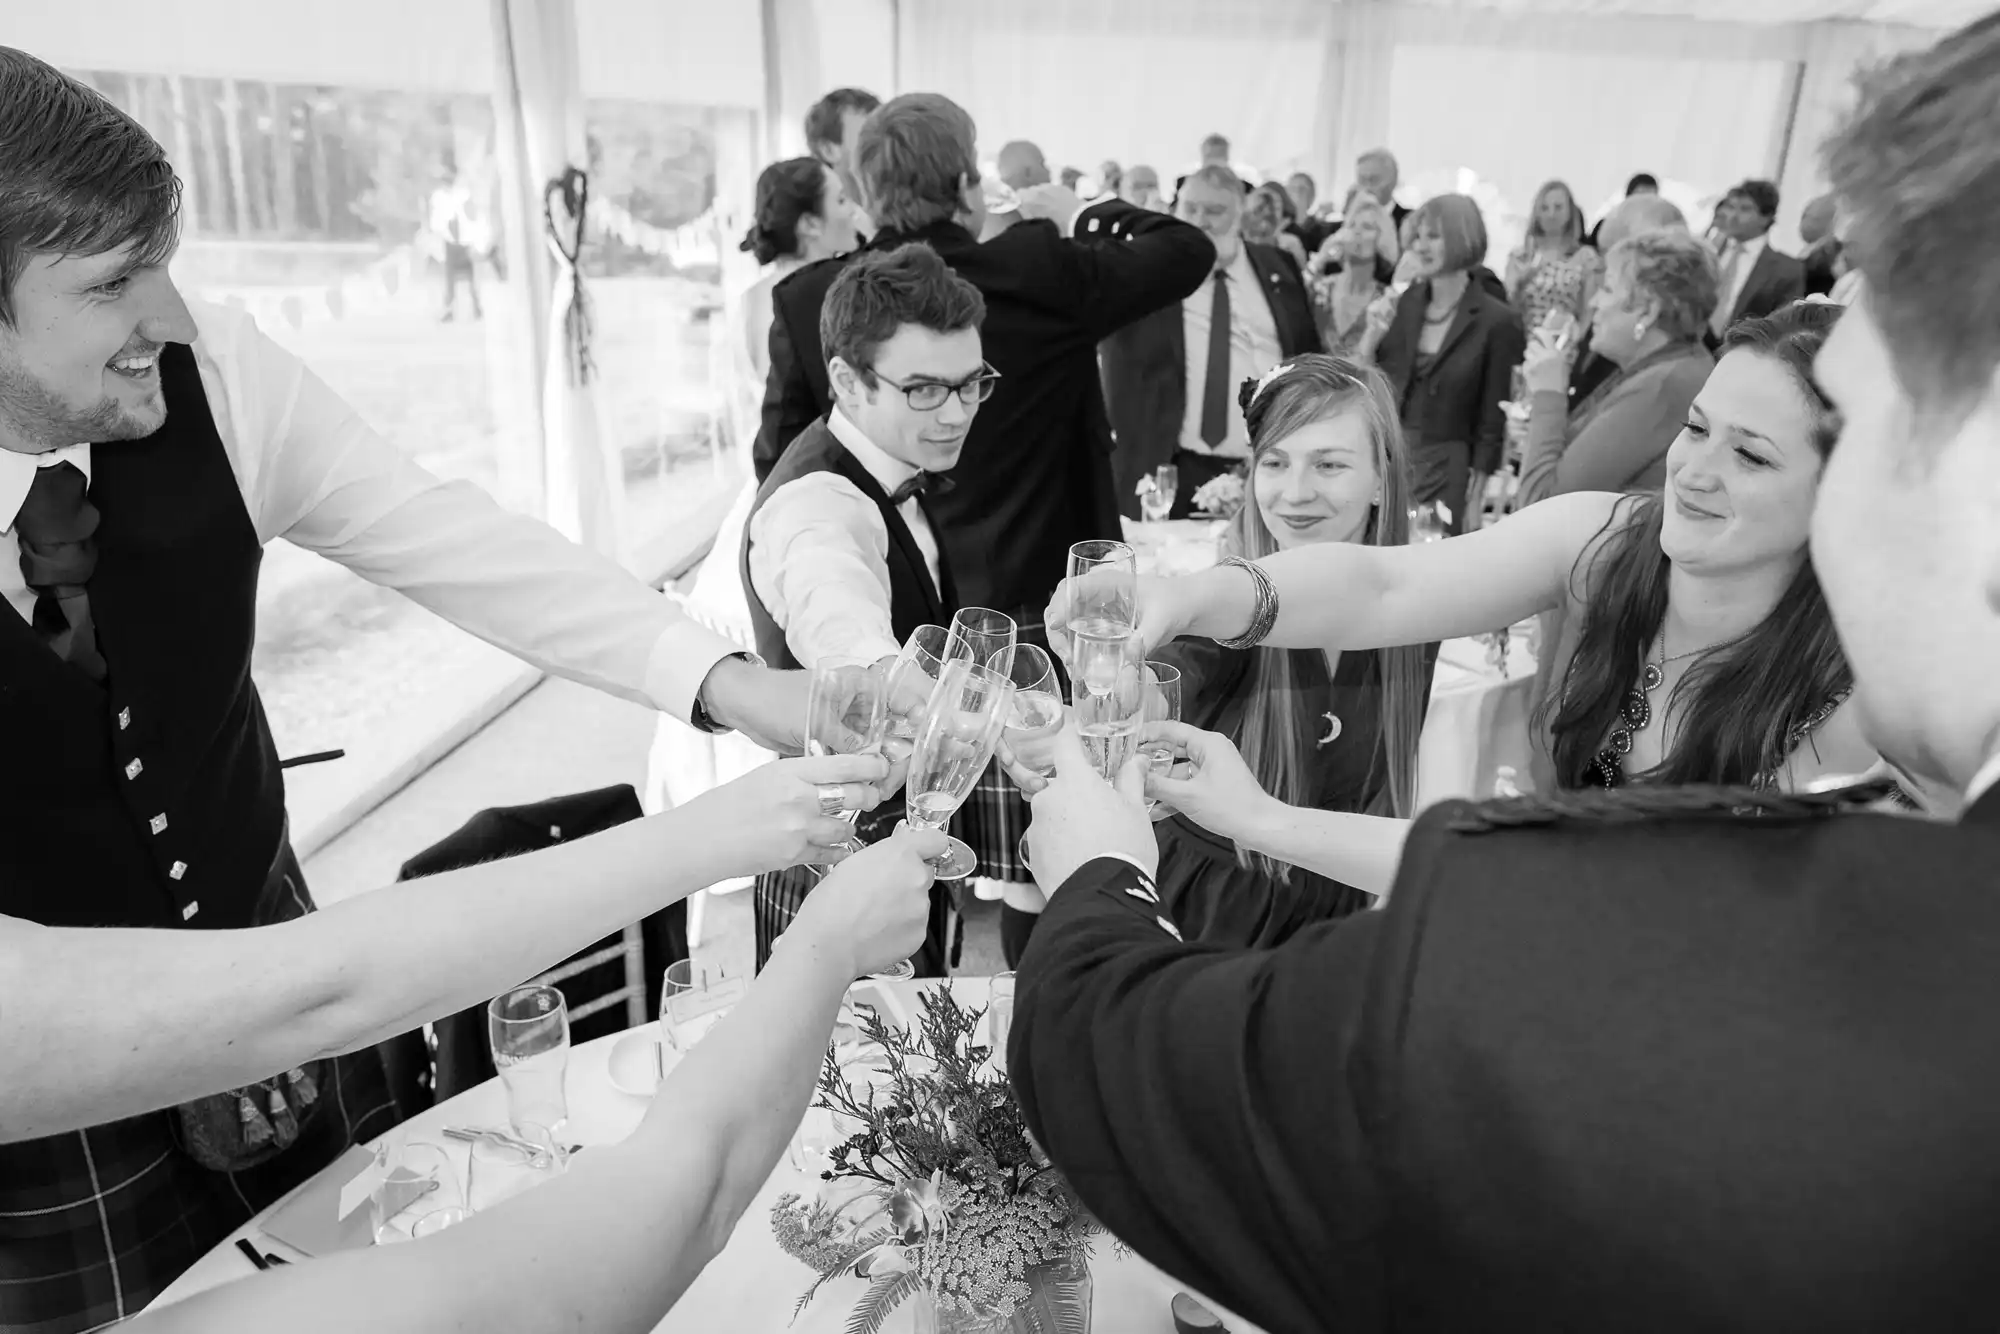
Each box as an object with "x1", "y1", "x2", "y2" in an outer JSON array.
[{"x1": 889, "y1": 471, "x2": 952, "y2": 505}]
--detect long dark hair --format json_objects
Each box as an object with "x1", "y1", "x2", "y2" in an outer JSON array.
[
  {"x1": 1228, "y1": 355, "x2": 1428, "y2": 884},
  {"x1": 1544, "y1": 302, "x2": 1852, "y2": 788},
  {"x1": 740, "y1": 158, "x2": 828, "y2": 265}
]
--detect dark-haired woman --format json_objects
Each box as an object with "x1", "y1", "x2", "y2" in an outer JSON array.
[
  {"x1": 1053, "y1": 303, "x2": 1875, "y2": 841},
  {"x1": 728, "y1": 158, "x2": 860, "y2": 448}
]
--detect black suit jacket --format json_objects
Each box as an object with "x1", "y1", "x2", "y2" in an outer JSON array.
[
  {"x1": 753, "y1": 202, "x2": 1213, "y2": 618},
  {"x1": 1709, "y1": 241, "x2": 1807, "y2": 348},
  {"x1": 1011, "y1": 785, "x2": 2000, "y2": 1334},
  {"x1": 1374, "y1": 277, "x2": 1526, "y2": 474},
  {"x1": 1098, "y1": 242, "x2": 1324, "y2": 518}
]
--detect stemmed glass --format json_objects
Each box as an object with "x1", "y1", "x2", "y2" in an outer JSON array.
[
  {"x1": 1138, "y1": 465, "x2": 1178, "y2": 524},
  {"x1": 1069, "y1": 632, "x2": 1148, "y2": 784},
  {"x1": 1064, "y1": 540, "x2": 1139, "y2": 645},
  {"x1": 902, "y1": 657, "x2": 1015, "y2": 880},
  {"x1": 997, "y1": 645, "x2": 1065, "y2": 873},
  {"x1": 804, "y1": 657, "x2": 888, "y2": 871},
  {"x1": 882, "y1": 625, "x2": 962, "y2": 749},
  {"x1": 949, "y1": 607, "x2": 1017, "y2": 678}
]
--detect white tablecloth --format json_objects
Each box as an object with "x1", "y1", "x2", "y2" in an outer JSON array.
[
  {"x1": 150, "y1": 978, "x2": 1268, "y2": 1334},
  {"x1": 1124, "y1": 519, "x2": 1538, "y2": 807}
]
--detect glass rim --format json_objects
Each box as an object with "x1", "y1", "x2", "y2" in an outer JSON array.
[
  {"x1": 1068, "y1": 538, "x2": 1136, "y2": 563},
  {"x1": 487, "y1": 984, "x2": 564, "y2": 1023}
]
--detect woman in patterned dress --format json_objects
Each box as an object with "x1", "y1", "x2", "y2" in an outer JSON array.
[{"x1": 1506, "y1": 179, "x2": 1604, "y2": 337}]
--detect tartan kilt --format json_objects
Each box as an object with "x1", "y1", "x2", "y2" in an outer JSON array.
[
  {"x1": 752, "y1": 799, "x2": 958, "y2": 976},
  {"x1": 950, "y1": 758, "x2": 1032, "y2": 885},
  {"x1": 0, "y1": 838, "x2": 403, "y2": 1333},
  {"x1": 0, "y1": 1049, "x2": 400, "y2": 1333}
]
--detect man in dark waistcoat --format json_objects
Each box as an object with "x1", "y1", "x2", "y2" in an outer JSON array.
[
  {"x1": 743, "y1": 242, "x2": 988, "y2": 975},
  {"x1": 1009, "y1": 17, "x2": 2000, "y2": 1334},
  {"x1": 0, "y1": 49, "x2": 860, "y2": 1330}
]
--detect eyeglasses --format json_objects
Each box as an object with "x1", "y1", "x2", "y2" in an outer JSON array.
[{"x1": 870, "y1": 364, "x2": 1001, "y2": 412}]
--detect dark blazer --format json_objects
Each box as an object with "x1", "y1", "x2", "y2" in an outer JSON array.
[
  {"x1": 1802, "y1": 237, "x2": 1842, "y2": 298},
  {"x1": 1098, "y1": 241, "x2": 1323, "y2": 518},
  {"x1": 1011, "y1": 783, "x2": 2000, "y2": 1334},
  {"x1": 1374, "y1": 276, "x2": 1526, "y2": 474},
  {"x1": 754, "y1": 202, "x2": 1212, "y2": 620},
  {"x1": 1709, "y1": 239, "x2": 1807, "y2": 348}
]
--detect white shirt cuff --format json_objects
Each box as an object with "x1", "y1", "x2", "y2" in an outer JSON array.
[
  {"x1": 645, "y1": 619, "x2": 751, "y2": 726},
  {"x1": 1066, "y1": 195, "x2": 1116, "y2": 237}
]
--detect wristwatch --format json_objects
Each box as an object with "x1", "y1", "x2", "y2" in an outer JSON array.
[{"x1": 689, "y1": 651, "x2": 764, "y2": 734}]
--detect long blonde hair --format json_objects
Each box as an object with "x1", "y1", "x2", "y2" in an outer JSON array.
[
  {"x1": 1341, "y1": 195, "x2": 1401, "y2": 269},
  {"x1": 1227, "y1": 354, "x2": 1428, "y2": 885},
  {"x1": 1525, "y1": 179, "x2": 1585, "y2": 256}
]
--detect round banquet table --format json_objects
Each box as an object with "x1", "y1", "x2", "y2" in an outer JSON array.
[{"x1": 149, "y1": 977, "x2": 1269, "y2": 1334}]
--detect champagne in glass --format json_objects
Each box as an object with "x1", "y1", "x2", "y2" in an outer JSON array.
[
  {"x1": 1139, "y1": 465, "x2": 1178, "y2": 524},
  {"x1": 1065, "y1": 540, "x2": 1139, "y2": 646},
  {"x1": 995, "y1": 644, "x2": 1064, "y2": 781},
  {"x1": 904, "y1": 658, "x2": 1014, "y2": 879},
  {"x1": 1070, "y1": 633, "x2": 1146, "y2": 783},
  {"x1": 884, "y1": 625, "x2": 962, "y2": 746},
  {"x1": 804, "y1": 658, "x2": 888, "y2": 868},
  {"x1": 1140, "y1": 661, "x2": 1183, "y2": 809}
]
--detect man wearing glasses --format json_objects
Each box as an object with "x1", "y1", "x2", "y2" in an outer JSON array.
[{"x1": 742, "y1": 242, "x2": 991, "y2": 972}]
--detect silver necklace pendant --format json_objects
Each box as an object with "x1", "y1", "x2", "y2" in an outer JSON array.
[{"x1": 1317, "y1": 712, "x2": 1342, "y2": 748}]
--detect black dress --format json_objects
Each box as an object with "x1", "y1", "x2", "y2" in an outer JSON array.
[{"x1": 1151, "y1": 637, "x2": 1436, "y2": 947}]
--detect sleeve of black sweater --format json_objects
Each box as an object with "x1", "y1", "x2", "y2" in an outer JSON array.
[{"x1": 1008, "y1": 855, "x2": 1398, "y2": 1334}]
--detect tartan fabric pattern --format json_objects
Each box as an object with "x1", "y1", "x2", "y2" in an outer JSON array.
[
  {"x1": 0, "y1": 1050, "x2": 400, "y2": 1333},
  {"x1": 951, "y1": 758, "x2": 1032, "y2": 884},
  {"x1": 751, "y1": 801, "x2": 961, "y2": 975}
]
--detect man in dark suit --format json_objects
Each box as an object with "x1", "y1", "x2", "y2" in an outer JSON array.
[
  {"x1": 1799, "y1": 193, "x2": 1842, "y2": 298},
  {"x1": 1705, "y1": 178, "x2": 1806, "y2": 349},
  {"x1": 1010, "y1": 15, "x2": 2000, "y2": 1331},
  {"x1": 753, "y1": 92, "x2": 1212, "y2": 627},
  {"x1": 1100, "y1": 165, "x2": 1323, "y2": 520}
]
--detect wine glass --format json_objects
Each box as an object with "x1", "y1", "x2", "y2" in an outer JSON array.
[
  {"x1": 1139, "y1": 465, "x2": 1178, "y2": 524},
  {"x1": 903, "y1": 657, "x2": 1015, "y2": 880},
  {"x1": 805, "y1": 657, "x2": 888, "y2": 870},
  {"x1": 1139, "y1": 662, "x2": 1183, "y2": 811},
  {"x1": 1066, "y1": 540, "x2": 1139, "y2": 644},
  {"x1": 949, "y1": 607, "x2": 1017, "y2": 678},
  {"x1": 1069, "y1": 632, "x2": 1147, "y2": 783},
  {"x1": 996, "y1": 645, "x2": 1066, "y2": 873},
  {"x1": 883, "y1": 625, "x2": 963, "y2": 748},
  {"x1": 1410, "y1": 500, "x2": 1451, "y2": 543}
]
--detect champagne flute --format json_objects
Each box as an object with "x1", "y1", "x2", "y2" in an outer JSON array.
[
  {"x1": 1139, "y1": 661, "x2": 1183, "y2": 811},
  {"x1": 883, "y1": 625, "x2": 964, "y2": 748},
  {"x1": 804, "y1": 658, "x2": 888, "y2": 871},
  {"x1": 903, "y1": 657, "x2": 1014, "y2": 880},
  {"x1": 950, "y1": 607, "x2": 1017, "y2": 678},
  {"x1": 1069, "y1": 632, "x2": 1147, "y2": 783},
  {"x1": 996, "y1": 645, "x2": 1065, "y2": 873},
  {"x1": 1065, "y1": 540, "x2": 1139, "y2": 647},
  {"x1": 1139, "y1": 465, "x2": 1178, "y2": 524}
]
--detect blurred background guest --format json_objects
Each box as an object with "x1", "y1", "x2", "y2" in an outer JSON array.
[
  {"x1": 1101, "y1": 165, "x2": 1320, "y2": 520},
  {"x1": 804, "y1": 86, "x2": 881, "y2": 233},
  {"x1": 1245, "y1": 180, "x2": 1310, "y2": 272},
  {"x1": 1120, "y1": 164, "x2": 1165, "y2": 211},
  {"x1": 1568, "y1": 191, "x2": 1690, "y2": 405},
  {"x1": 1285, "y1": 171, "x2": 1333, "y2": 253},
  {"x1": 996, "y1": 139, "x2": 1050, "y2": 190},
  {"x1": 1506, "y1": 178, "x2": 1602, "y2": 335},
  {"x1": 1586, "y1": 170, "x2": 1658, "y2": 246},
  {"x1": 1517, "y1": 228, "x2": 1716, "y2": 505},
  {"x1": 1059, "y1": 165, "x2": 1085, "y2": 191},
  {"x1": 1364, "y1": 194, "x2": 1525, "y2": 531},
  {"x1": 1310, "y1": 195, "x2": 1398, "y2": 354},
  {"x1": 1350, "y1": 147, "x2": 1410, "y2": 233},
  {"x1": 1706, "y1": 178, "x2": 1805, "y2": 348},
  {"x1": 1099, "y1": 159, "x2": 1123, "y2": 196},
  {"x1": 1177, "y1": 131, "x2": 1251, "y2": 195},
  {"x1": 1799, "y1": 192, "x2": 1842, "y2": 297}
]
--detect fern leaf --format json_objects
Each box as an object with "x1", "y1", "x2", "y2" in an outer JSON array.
[{"x1": 844, "y1": 1271, "x2": 922, "y2": 1334}]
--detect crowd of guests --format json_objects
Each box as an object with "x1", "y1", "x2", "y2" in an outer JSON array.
[{"x1": 3, "y1": 11, "x2": 1999, "y2": 1332}]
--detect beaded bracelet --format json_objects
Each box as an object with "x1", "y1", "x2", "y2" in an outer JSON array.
[{"x1": 1212, "y1": 556, "x2": 1279, "y2": 650}]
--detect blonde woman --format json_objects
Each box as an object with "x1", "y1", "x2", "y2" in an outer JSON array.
[
  {"x1": 1311, "y1": 194, "x2": 1399, "y2": 354},
  {"x1": 1146, "y1": 355, "x2": 1434, "y2": 945},
  {"x1": 1506, "y1": 178, "x2": 1603, "y2": 335}
]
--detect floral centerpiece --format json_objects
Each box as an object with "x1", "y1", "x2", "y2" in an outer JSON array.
[
  {"x1": 771, "y1": 989, "x2": 1099, "y2": 1334},
  {"x1": 1189, "y1": 472, "x2": 1246, "y2": 522}
]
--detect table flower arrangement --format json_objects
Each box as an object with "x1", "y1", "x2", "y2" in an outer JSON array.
[
  {"x1": 1189, "y1": 472, "x2": 1245, "y2": 522},
  {"x1": 771, "y1": 989, "x2": 1099, "y2": 1334}
]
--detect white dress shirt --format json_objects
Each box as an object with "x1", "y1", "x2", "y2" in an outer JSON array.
[
  {"x1": 0, "y1": 297, "x2": 738, "y2": 724},
  {"x1": 747, "y1": 408, "x2": 943, "y2": 668},
  {"x1": 1716, "y1": 232, "x2": 1768, "y2": 323},
  {"x1": 1178, "y1": 242, "x2": 1283, "y2": 459}
]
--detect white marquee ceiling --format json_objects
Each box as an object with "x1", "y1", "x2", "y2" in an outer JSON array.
[{"x1": 1400, "y1": 0, "x2": 1990, "y2": 26}]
